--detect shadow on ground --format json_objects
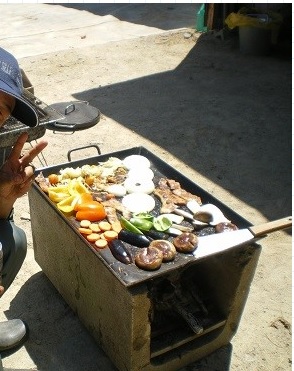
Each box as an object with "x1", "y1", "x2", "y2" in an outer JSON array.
[
  {"x1": 72, "y1": 33, "x2": 291, "y2": 223},
  {"x1": 4, "y1": 272, "x2": 232, "y2": 371},
  {"x1": 3, "y1": 272, "x2": 115, "y2": 371},
  {"x1": 54, "y1": 3, "x2": 198, "y2": 31}
]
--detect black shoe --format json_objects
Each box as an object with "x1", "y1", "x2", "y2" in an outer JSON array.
[{"x1": 0, "y1": 320, "x2": 27, "y2": 352}]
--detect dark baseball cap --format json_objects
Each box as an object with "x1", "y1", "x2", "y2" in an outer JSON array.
[{"x1": 0, "y1": 47, "x2": 38, "y2": 127}]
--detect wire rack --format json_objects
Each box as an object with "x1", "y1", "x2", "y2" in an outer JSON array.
[{"x1": 0, "y1": 90, "x2": 64, "y2": 148}]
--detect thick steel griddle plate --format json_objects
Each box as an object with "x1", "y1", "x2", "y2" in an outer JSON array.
[{"x1": 33, "y1": 146, "x2": 252, "y2": 287}]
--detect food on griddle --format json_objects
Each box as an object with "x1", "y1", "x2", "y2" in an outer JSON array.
[
  {"x1": 73, "y1": 193, "x2": 93, "y2": 210},
  {"x1": 166, "y1": 178, "x2": 202, "y2": 204},
  {"x1": 94, "y1": 239, "x2": 108, "y2": 249},
  {"x1": 122, "y1": 155, "x2": 151, "y2": 170},
  {"x1": 108, "y1": 239, "x2": 133, "y2": 264},
  {"x1": 104, "y1": 206, "x2": 122, "y2": 233},
  {"x1": 118, "y1": 229, "x2": 150, "y2": 248},
  {"x1": 105, "y1": 184, "x2": 127, "y2": 197},
  {"x1": 98, "y1": 221, "x2": 112, "y2": 231},
  {"x1": 48, "y1": 173, "x2": 59, "y2": 185},
  {"x1": 186, "y1": 199, "x2": 201, "y2": 213},
  {"x1": 35, "y1": 172, "x2": 51, "y2": 193},
  {"x1": 149, "y1": 240, "x2": 176, "y2": 262},
  {"x1": 120, "y1": 216, "x2": 144, "y2": 234},
  {"x1": 56, "y1": 195, "x2": 77, "y2": 214},
  {"x1": 87, "y1": 233, "x2": 100, "y2": 242},
  {"x1": 153, "y1": 215, "x2": 172, "y2": 232},
  {"x1": 89, "y1": 223, "x2": 101, "y2": 233},
  {"x1": 173, "y1": 232, "x2": 198, "y2": 253},
  {"x1": 127, "y1": 167, "x2": 154, "y2": 181},
  {"x1": 144, "y1": 229, "x2": 170, "y2": 240},
  {"x1": 103, "y1": 230, "x2": 119, "y2": 241},
  {"x1": 193, "y1": 211, "x2": 212, "y2": 224},
  {"x1": 153, "y1": 188, "x2": 184, "y2": 214},
  {"x1": 124, "y1": 177, "x2": 155, "y2": 194},
  {"x1": 78, "y1": 218, "x2": 118, "y2": 243},
  {"x1": 78, "y1": 227, "x2": 93, "y2": 235},
  {"x1": 80, "y1": 219, "x2": 92, "y2": 228},
  {"x1": 215, "y1": 222, "x2": 238, "y2": 233},
  {"x1": 104, "y1": 205, "x2": 120, "y2": 225},
  {"x1": 47, "y1": 185, "x2": 70, "y2": 203},
  {"x1": 35, "y1": 155, "x2": 237, "y2": 271},
  {"x1": 153, "y1": 178, "x2": 202, "y2": 214},
  {"x1": 101, "y1": 198, "x2": 131, "y2": 220},
  {"x1": 170, "y1": 224, "x2": 194, "y2": 233},
  {"x1": 84, "y1": 175, "x2": 95, "y2": 186},
  {"x1": 129, "y1": 217, "x2": 153, "y2": 231},
  {"x1": 75, "y1": 200, "x2": 106, "y2": 222},
  {"x1": 160, "y1": 213, "x2": 184, "y2": 224},
  {"x1": 122, "y1": 193, "x2": 155, "y2": 213},
  {"x1": 193, "y1": 203, "x2": 231, "y2": 226},
  {"x1": 135, "y1": 246, "x2": 163, "y2": 270}
]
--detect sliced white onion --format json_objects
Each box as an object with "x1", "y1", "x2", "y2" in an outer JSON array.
[
  {"x1": 166, "y1": 227, "x2": 183, "y2": 236},
  {"x1": 127, "y1": 167, "x2": 154, "y2": 181},
  {"x1": 122, "y1": 193, "x2": 155, "y2": 213},
  {"x1": 173, "y1": 208, "x2": 194, "y2": 220},
  {"x1": 123, "y1": 155, "x2": 150, "y2": 170},
  {"x1": 106, "y1": 184, "x2": 127, "y2": 197},
  {"x1": 171, "y1": 223, "x2": 193, "y2": 232},
  {"x1": 124, "y1": 178, "x2": 155, "y2": 194}
]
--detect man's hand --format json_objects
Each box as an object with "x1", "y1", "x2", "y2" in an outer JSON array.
[{"x1": 0, "y1": 132, "x2": 48, "y2": 218}]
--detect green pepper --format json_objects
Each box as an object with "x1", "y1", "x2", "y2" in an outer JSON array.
[
  {"x1": 120, "y1": 216, "x2": 143, "y2": 235},
  {"x1": 130, "y1": 217, "x2": 153, "y2": 231},
  {"x1": 132, "y1": 212, "x2": 154, "y2": 222},
  {"x1": 153, "y1": 215, "x2": 172, "y2": 232}
]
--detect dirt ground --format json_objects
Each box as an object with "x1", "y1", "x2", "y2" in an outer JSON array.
[{"x1": 0, "y1": 5, "x2": 292, "y2": 371}]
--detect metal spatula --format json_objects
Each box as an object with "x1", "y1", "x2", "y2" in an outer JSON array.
[{"x1": 193, "y1": 216, "x2": 292, "y2": 259}]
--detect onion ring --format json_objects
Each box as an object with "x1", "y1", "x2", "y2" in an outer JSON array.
[
  {"x1": 122, "y1": 193, "x2": 155, "y2": 213},
  {"x1": 123, "y1": 155, "x2": 150, "y2": 170},
  {"x1": 124, "y1": 178, "x2": 155, "y2": 194}
]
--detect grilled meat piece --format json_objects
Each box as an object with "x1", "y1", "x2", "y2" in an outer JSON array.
[
  {"x1": 172, "y1": 188, "x2": 202, "y2": 204},
  {"x1": 104, "y1": 206, "x2": 122, "y2": 233},
  {"x1": 154, "y1": 178, "x2": 201, "y2": 213},
  {"x1": 101, "y1": 198, "x2": 131, "y2": 219},
  {"x1": 35, "y1": 172, "x2": 50, "y2": 193},
  {"x1": 166, "y1": 179, "x2": 181, "y2": 189},
  {"x1": 153, "y1": 188, "x2": 181, "y2": 213}
]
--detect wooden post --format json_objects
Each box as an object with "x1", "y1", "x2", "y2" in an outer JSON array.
[{"x1": 207, "y1": 3, "x2": 215, "y2": 30}]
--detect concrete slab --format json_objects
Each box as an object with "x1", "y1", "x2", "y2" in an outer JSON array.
[{"x1": 0, "y1": 3, "x2": 198, "y2": 58}]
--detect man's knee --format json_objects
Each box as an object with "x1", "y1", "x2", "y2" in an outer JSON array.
[{"x1": 0, "y1": 221, "x2": 27, "y2": 291}]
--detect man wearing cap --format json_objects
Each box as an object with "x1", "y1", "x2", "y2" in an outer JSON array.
[{"x1": 0, "y1": 48, "x2": 48, "y2": 367}]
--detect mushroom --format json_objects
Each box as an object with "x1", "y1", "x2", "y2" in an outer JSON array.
[
  {"x1": 215, "y1": 222, "x2": 238, "y2": 233},
  {"x1": 173, "y1": 232, "x2": 198, "y2": 253},
  {"x1": 149, "y1": 240, "x2": 176, "y2": 262},
  {"x1": 135, "y1": 246, "x2": 163, "y2": 271}
]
